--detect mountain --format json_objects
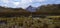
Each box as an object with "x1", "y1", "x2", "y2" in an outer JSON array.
[
  {"x1": 26, "y1": 5, "x2": 37, "y2": 12},
  {"x1": 34, "y1": 4, "x2": 60, "y2": 15}
]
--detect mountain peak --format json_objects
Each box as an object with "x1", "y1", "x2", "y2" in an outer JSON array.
[{"x1": 26, "y1": 5, "x2": 37, "y2": 12}]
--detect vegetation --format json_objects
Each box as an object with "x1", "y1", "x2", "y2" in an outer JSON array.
[{"x1": 0, "y1": 16, "x2": 60, "y2": 28}]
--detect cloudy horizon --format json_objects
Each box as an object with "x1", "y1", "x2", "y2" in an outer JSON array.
[{"x1": 0, "y1": 0, "x2": 60, "y2": 8}]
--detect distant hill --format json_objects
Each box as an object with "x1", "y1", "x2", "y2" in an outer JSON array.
[
  {"x1": 33, "y1": 4, "x2": 60, "y2": 15},
  {"x1": 0, "y1": 6, "x2": 28, "y2": 12},
  {"x1": 0, "y1": 6, "x2": 31, "y2": 17},
  {"x1": 26, "y1": 5, "x2": 37, "y2": 12}
]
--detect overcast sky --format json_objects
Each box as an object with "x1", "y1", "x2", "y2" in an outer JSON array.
[{"x1": 0, "y1": 0, "x2": 60, "y2": 8}]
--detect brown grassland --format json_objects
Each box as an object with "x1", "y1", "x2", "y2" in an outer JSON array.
[{"x1": 0, "y1": 16, "x2": 60, "y2": 28}]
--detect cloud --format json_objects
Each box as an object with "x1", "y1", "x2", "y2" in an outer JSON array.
[
  {"x1": 0, "y1": 0, "x2": 10, "y2": 7},
  {"x1": 0, "y1": 0, "x2": 9, "y2": 3},
  {"x1": 13, "y1": 2, "x2": 20, "y2": 6},
  {"x1": 0, "y1": 0, "x2": 47, "y2": 8},
  {"x1": 13, "y1": 0, "x2": 46, "y2": 8},
  {"x1": 32, "y1": 0, "x2": 47, "y2": 2}
]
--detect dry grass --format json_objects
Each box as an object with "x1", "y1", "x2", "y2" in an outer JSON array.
[{"x1": 0, "y1": 16, "x2": 60, "y2": 28}]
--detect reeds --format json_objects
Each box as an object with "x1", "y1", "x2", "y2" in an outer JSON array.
[{"x1": 0, "y1": 16, "x2": 60, "y2": 28}]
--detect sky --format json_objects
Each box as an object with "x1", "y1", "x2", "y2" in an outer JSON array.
[{"x1": 0, "y1": 0, "x2": 60, "y2": 8}]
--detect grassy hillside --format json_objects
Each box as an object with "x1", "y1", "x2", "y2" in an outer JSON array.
[{"x1": 34, "y1": 4, "x2": 60, "y2": 15}]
